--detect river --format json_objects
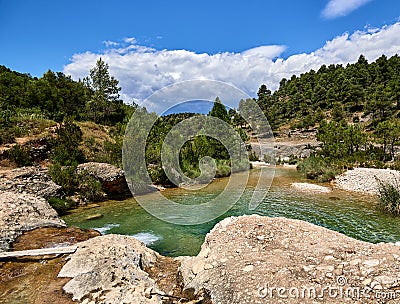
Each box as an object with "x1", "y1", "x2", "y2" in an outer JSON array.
[{"x1": 62, "y1": 167, "x2": 400, "y2": 257}]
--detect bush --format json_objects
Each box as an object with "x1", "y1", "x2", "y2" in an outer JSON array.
[
  {"x1": 51, "y1": 118, "x2": 85, "y2": 165},
  {"x1": 376, "y1": 177, "x2": 400, "y2": 216},
  {"x1": 49, "y1": 162, "x2": 106, "y2": 202},
  {"x1": 297, "y1": 155, "x2": 340, "y2": 182},
  {"x1": 0, "y1": 129, "x2": 15, "y2": 145},
  {"x1": 78, "y1": 172, "x2": 105, "y2": 202},
  {"x1": 49, "y1": 162, "x2": 80, "y2": 195},
  {"x1": 216, "y1": 160, "x2": 231, "y2": 178},
  {"x1": 48, "y1": 197, "x2": 77, "y2": 215},
  {"x1": 7, "y1": 144, "x2": 33, "y2": 167},
  {"x1": 248, "y1": 150, "x2": 259, "y2": 161}
]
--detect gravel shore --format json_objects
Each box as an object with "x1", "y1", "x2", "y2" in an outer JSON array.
[
  {"x1": 334, "y1": 168, "x2": 400, "y2": 195},
  {"x1": 291, "y1": 182, "x2": 331, "y2": 193}
]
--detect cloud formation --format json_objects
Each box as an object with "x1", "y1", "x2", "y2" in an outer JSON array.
[
  {"x1": 64, "y1": 21, "x2": 400, "y2": 113},
  {"x1": 322, "y1": 0, "x2": 372, "y2": 19}
]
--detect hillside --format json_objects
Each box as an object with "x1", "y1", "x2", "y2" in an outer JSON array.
[{"x1": 257, "y1": 54, "x2": 400, "y2": 131}]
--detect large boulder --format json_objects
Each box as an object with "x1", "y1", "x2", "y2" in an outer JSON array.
[
  {"x1": 0, "y1": 166, "x2": 62, "y2": 199},
  {"x1": 58, "y1": 234, "x2": 163, "y2": 303},
  {"x1": 0, "y1": 191, "x2": 66, "y2": 252},
  {"x1": 180, "y1": 215, "x2": 400, "y2": 304},
  {"x1": 77, "y1": 162, "x2": 133, "y2": 199}
]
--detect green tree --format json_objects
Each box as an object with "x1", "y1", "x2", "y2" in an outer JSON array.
[
  {"x1": 375, "y1": 120, "x2": 400, "y2": 160},
  {"x1": 84, "y1": 58, "x2": 123, "y2": 124},
  {"x1": 209, "y1": 97, "x2": 230, "y2": 123}
]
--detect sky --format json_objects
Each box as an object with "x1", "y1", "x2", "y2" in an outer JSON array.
[{"x1": 1, "y1": 0, "x2": 400, "y2": 112}]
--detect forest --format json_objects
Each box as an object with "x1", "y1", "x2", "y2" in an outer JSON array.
[{"x1": 1, "y1": 54, "x2": 400, "y2": 186}]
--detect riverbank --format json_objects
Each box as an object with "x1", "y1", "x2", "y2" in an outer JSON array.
[
  {"x1": 2, "y1": 215, "x2": 400, "y2": 303},
  {"x1": 334, "y1": 167, "x2": 400, "y2": 195},
  {"x1": 2, "y1": 167, "x2": 400, "y2": 302}
]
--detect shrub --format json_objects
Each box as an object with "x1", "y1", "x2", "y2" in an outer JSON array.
[
  {"x1": 7, "y1": 144, "x2": 33, "y2": 167},
  {"x1": 376, "y1": 177, "x2": 400, "y2": 216},
  {"x1": 248, "y1": 150, "x2": 259, "y2": 161},
  {"x1": 216, "y1": 160, "x2": 231, "y2": 178},
  {"x1": 51, "y1": 118, "x2": 85, "y2": 165},
  {"x1": 297, "y1": 155, "x2": 340, "y2": 182},
  {"x1": 78, "y1": 172, "x2": 105, "y2": 202},
  {"x1": 49, "y1": 162, "x2": 79, "y2": 195},
  {"x1": 48, "y1": 197, "x2": 77, "y2": 215},
  {"x1": 49, "y1": 162, "x2": 106, "y2": 202},
  {"x1": 0, "y1": 129, "x2": 15, "y2": 145}
]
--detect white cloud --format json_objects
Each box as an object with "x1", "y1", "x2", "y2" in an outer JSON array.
[
  {"x1": 322, "y1": 0, "x2": 372, "y2": 19},
  {"x1": 123, "y1": 37, "x2": 137, "y2": 44},
  {"x1": 241, "y1": 45, "x2": 286, "y2": 58},
  {"x1": 64, "y1": 21, "x2": 400, "y2": 113}
]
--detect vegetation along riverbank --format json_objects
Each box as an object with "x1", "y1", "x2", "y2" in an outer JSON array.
[{"x1": 1, "y1": 54, "x2": 400, "y2": 303}]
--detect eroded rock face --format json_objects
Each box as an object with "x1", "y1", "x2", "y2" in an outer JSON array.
[
  {"x1": 58, "y1": 234, "x2": 163, "y2": 303},
  {"x1": 180, "y1": 215, "x2": 400, "y2": 304},
  {"x1": 0, "y1": 166, "x2": 62, "y2": 199},
  {"x1": 77, "y1": 162, "x2": 133, "y2": 199},
  {"x1": 0, "y1": 191, "x2": 66, "y2": 252}
]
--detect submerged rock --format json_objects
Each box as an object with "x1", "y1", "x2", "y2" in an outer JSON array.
[
  {"x1": 0, "y1": 191, "x2": 66, "y2": 252},
  {"x1": 0, "y1": 227, "x2": 100, "y2": 304}
]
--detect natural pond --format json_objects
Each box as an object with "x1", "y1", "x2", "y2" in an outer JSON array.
[{"x1": 62, "y1": 167, "x2": 400, "y2": 257}]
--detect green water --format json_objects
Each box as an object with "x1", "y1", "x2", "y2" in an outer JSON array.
[{"x1": 62, "y1": 167, "x2": 400, "y2": 256}]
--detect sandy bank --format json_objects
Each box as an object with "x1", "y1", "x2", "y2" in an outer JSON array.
[{"x1": 291, "y1": 182, "x2": 332, "y2": 193}]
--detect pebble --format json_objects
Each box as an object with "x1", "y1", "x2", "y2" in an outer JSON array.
[
  {"x1": 362, "y1": 259, "x2": 380, "y2": 267},
  {"x1": 242, "y1": 265, "x2": 254, "y2": 272}
]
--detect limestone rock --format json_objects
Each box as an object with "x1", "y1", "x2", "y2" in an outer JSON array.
[
  {"x1": 0, "y1": 191, "x2": 66, "y2": 252},
  {"x1": 58, "y1": 234, "x2": 163, "y2": 303},
  {"x1": 77, "y1": 162, "x2": 133, "y2": 199},
  {"x1": 180, "y1": 215, "x2": 400, "y2": 304},
  {"x1": 0, "y1": 166, "x2": 62, "y2": 199}
]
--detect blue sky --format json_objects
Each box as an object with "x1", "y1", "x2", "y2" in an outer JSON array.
[{"x1": 1, "y1": 0, "x2": 400, "y2": 111}]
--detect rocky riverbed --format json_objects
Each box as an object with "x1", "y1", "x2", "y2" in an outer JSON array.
[
  {"x1": 334, "y1": 167, "x2": 400, "y2": 195},
  {"x1": 2, "y1": 163, "x2": 400, "y2": 303},
  {"x1": 2, "y1": 214, "x2": 400, "y2": 303}
]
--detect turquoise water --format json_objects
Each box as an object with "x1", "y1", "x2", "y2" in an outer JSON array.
[{"x1": 62, "y1": 167, "x2": 400, "y2": 256}]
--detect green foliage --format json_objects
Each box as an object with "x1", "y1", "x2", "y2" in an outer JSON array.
[
  {"x1": 209, "y1": 97, "x2": 230, "y2": 123},
  {"x1": 49, "y1": 162, "x2": 105, "y2": 201},
  {"x1": 256, "y1": 54, "x2": 400, "y2": 131},
  {"x1": 78, "y1": 172, "x2": 105, "y2": 202},
  {"x1": 375, "y1": 119, "x2": 400, "y2": 160},
  {"x1": 142, "y1": 104, "x2": 251, "y2": 186},
  {"x1": 49, "y1": 162, "x2": 80, "y2": 196},
  {"x1": 47, "y1": 197, "x2": 77, "y2": 215},
  {"x1": 83, "y1": 58, "x2": 125, "y2": 124},
  {"x1": 248, "y1": 150, "x2": 259, "y2": 161},
  {"x1": 51, "y1": 118, "x2": 85, "y2": 165},
  {"x1": 376, "y1": 177, "x2": 400, "y2": 216},
  {"x1": 7, "y1": 144, "x2": 33, "y2": 167},
  {"x1": 215, "y1": 160, "x2": 231, "y2": 177},
  {"x1": 297, "y1": 155, "x2": 341, "y2": 182}
]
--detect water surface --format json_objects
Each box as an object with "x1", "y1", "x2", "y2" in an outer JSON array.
[{"x1": 63, "y1": 167, "x2": 400, "y2": 256}]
